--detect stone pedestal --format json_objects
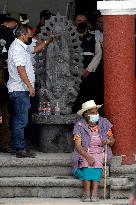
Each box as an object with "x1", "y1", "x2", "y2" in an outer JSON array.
[
  {"x1": 32, "y1": 114, "x2": 80, "y2": 153},
  {"x1": 97, "y1": 0, "x2": 136, "y2": 164}
]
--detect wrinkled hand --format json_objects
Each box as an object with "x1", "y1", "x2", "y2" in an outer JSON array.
[
  {"x1": 29, "y1": 86, "x2": 35, "y2": 97},
  {"x1": 86, "y1": 156, "x2": 95, "y2": 166},
  {"x1": 82, "y1": 68, "x2": 90, "y2": 78},
  {"x1": 102, "y1": 139, "x2": 111, "y2": 145}
]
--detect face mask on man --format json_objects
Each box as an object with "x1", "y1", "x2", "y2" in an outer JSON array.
[
  {"x1": 25, "y1": 37, "x2": 32, "y2": 45},
  {"x1": 77, "y1": 22, "x2": 87, "y2": 33},
  {"x1": 88, "y1": 114, "x2": 99, "y2": 123}
]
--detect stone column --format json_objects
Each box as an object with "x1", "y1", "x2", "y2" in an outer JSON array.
[{"x1": 97, "y1": 0, "x2": 136, "y2": 164}]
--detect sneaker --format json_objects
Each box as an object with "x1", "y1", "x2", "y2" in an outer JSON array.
[
  {"x1": 16, "y1": 150, "x2": 36, "y2": 158},
  {"x1": 91, "y1": 195, "x2": 99, "y2": 202},
  {"x1": 82, "y1": 194, "x2": 90, "y2": 202}
]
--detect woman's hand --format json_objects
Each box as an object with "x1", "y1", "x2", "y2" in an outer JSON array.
[
  {"x1": 102, "y1": 136, "x2": 115, "y2": 146},
  {"x1": 102, "y1": 139, "x2": 111, "y2": 145},
  {"x1": 74, "y1": 135, "x2": 95, "y2": 166},
  {"x1": 86, "y1": 155, "x2": 95, "y2": 166}
]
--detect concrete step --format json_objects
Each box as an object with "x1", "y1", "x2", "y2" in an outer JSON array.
[
  {"x1": 111, "y1": 164, "x2": 136, "y2": 178},
  {"x1": 0, "y1": 153, "x2": 122, "y2": 177},
  {"x1": 110, "y1": 183, "x2": 133, "y2": 199},
  {"x1": 0, "y1": 198, "x2": 129, "y2": 205},
  {"x1": 0, "y1": 176, "x2": 111, "y2": 198},
  {"x1": 1, "y1": 176, "x2": 132, "y2": 199},
  {"x1": 0, "y1": 152, "x2": 132, "y2": 199},
  {"x1": 0, "y1": 153, "x2": 71, "y2": 177},
  {"x1": 0, "y1": 164, "x2": 71, "y2": 177},
  {"x1": 110, "y1": 177, "x2": 134, "y2": 199}
]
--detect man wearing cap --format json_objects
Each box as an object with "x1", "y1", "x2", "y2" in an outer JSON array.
[{"x1": 71, "y1": 100, "x2": 115, "y2": 202}]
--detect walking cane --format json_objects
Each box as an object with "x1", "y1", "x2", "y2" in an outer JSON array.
[{"x1": 104, "y1": 143, "x2": 108, "y2": 199}]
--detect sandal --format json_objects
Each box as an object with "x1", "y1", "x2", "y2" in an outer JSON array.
[
  {"x1": 82, "y1": 193, "x2": 90, "y2": 202},
  {"x1": 91, "y1": 194, "x2": 99, "y2": 202}
]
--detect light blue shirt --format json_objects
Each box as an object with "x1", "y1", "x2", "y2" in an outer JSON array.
[{"x1": 7, "y1": 38, "x2": 35, "y2": 92}]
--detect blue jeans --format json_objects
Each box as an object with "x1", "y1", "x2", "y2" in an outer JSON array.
[{"x1": 9, "y1": 91, "x2": 31, "y2": 151}]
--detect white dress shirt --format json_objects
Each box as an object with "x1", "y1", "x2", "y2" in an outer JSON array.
[
  {"x1": 27, "y1": 38, "x2": 37, "y2": 66},
  {"x1": 7, "y1": 38, "x2": 35, "y2": 92}
]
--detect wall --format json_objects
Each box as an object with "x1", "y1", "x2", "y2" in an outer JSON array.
[{"x1": 0, "y1": 0, "x2": 74, "y2": 26}]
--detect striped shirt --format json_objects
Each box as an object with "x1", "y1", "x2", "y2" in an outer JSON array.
[{"x1": 7, "y1": 38, "x2": 35, "y2": 92}]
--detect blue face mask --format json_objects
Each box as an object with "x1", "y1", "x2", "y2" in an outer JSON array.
[{"x1": 88, "y1": 114, "x2": 99, "y2": 123}]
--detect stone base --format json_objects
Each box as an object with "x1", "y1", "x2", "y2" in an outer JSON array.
[
  {"x1": 39, "y1": 124, "x2": 74, "y2": 153},
  {"x1": 32, "y1": 114, "x2": 80, "y2": 153}
]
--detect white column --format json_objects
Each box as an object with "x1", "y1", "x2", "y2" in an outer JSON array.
[{"x1": 97, "y1": 0, "x2": 136, "y2": 15}]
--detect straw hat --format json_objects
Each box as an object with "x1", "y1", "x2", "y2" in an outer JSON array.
[{"x1": 77, "y1": 100, "x2": 102, "y2": 116}]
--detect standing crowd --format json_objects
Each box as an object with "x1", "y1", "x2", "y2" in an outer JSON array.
[{"x1": 0, "y1": 9, "x2": 117, "y2": 202}]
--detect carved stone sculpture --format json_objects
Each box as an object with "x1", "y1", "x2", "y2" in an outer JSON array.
[
  {"x1": 36, "y1": 13, "x2": 83, "y2": 114},
  {"x1": 33, "y1": 14, "x2": 83, "y2": 152}
]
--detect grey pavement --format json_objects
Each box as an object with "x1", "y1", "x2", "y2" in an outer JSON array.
[{"x1": 0, "y1": 198, "x2": 129, "y2": 205}]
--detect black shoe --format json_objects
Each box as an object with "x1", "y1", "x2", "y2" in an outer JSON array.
[
  {"x1": 0, "y1": 147, "x2": 15, "y2": 153},
  {"x1": 26, "y1": 148, "x2": 36, "y2": 157},
  {"x1": 16, "y1": 151, "x2": 36, "y2": 158}
]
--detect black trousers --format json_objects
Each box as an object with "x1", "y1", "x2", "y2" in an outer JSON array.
[{"x1": 72, "y1": 72, "x2": 104, "y2": 114}]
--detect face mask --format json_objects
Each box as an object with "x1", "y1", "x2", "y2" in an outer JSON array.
[
  {"x1": 77, "y1": 22, "x2": 87, "y2": 33},
  {"x1": 88, "y1": 114, "x2": 99, "y2": 123},
  {"x1": 25, "y1": 37, "x2": 32, "y2": 45}
]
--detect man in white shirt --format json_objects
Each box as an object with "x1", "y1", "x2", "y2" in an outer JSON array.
[
  {"x1": 7, "y1": 24, "x2": 37, "y2": 157},
  {"x1": 8, "y1": 24, "x2": 53, "y2": 157}
]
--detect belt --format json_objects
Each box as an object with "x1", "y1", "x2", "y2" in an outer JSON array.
[{"x1": 82, "y1": 52, "x2": 94, "y2": 56}]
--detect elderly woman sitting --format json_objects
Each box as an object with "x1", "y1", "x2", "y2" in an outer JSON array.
[{"x1": 71, "y1": 100, "x2": 115, "y2": 202}]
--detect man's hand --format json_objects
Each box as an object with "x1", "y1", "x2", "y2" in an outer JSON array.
[
  {"x1": 33, "y1": 33, "x2": 54, "y2": 53},
  {"x1": 28, "y1": 86, "x2": 35, "y2": 97},
  {"x1": 86, "y1": 155, "x2": 95, "y2": 166},
  {"x1": 46, "y1": 32, "x2": 54, "y2": 44},
  {"x1": 0, "y1": 116, "x2": 2, "y2": 124},
  {"x1": 48, "y1": 34, "x2": 54, "y2": 43},
  {"x1": 82, "y1": 68, "x2": 90, "y2": 78}
]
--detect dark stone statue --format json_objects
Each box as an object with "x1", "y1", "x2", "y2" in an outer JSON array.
[
  {"x1": 36, "y1": 13, "x2": 83, "y2": 114},
  {"x1": 33, "y1": 13, "x2": 83, "y2": 152}
]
